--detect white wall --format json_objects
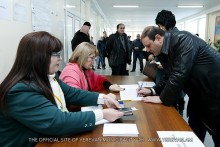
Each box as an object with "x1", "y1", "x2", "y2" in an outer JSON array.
[
  {"x1": 0, "y1": 0, "x2": 65, "y2": 82},
  {"x1": 0, "y1": 0, "x2": 32, "y2": 82}
]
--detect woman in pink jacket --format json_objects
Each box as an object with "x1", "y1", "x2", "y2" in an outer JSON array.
[{"x1": 60, "y1": 42, "x2": 124, "y2": 92}]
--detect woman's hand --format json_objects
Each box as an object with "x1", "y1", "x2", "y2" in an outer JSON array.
[
  {"x1": 103, "y1": 93, "x2": 121, "y2": 108},
  {"x1": 109, "y1": 84, "x2": 125, "y2": 92},
  {"x1": 141, "y1": 96, "x2": 162, "y2": 104},
  {"x1": 102, "y1": 108, "x2": 124, "y2": 122}
]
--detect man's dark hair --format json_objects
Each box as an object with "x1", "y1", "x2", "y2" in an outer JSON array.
[
  {"x1": 141, "y1": 26, "x2": 165, "y2": 41},
  {"x1": 83, "y1": 22, "x2": 91, "y2": 27},
  {"x1": 155, "y1": 10, "x2": 176, "y2": 31},
  {"x1": 116, "y1": 23, "x2": 124, "y2": 29}
]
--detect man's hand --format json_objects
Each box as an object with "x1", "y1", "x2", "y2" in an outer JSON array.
[
  {"x1": 141, "y1": 96, "x2": 162, "y2": 104},
  {"x1": 137, "y1": 88, "x2": 151, "y2": 96}
]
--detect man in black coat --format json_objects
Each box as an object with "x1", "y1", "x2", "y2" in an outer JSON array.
[
  {"x1": 71, "y1": 22, "x2": 91, "y2": 52},
  {"x1": 106, "y1": 23, "x2": 131, "y2": 75},
  {"x1": 130, "y1": 34, "x2": 144, "y2": 72},
  {"x1": 138, "y1": 26, "x2": 220, "y2": 146}
]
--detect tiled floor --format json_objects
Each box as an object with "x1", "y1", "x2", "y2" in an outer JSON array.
[{"x1": 95, "y1": 58, "x2": 214, "y2": 147}]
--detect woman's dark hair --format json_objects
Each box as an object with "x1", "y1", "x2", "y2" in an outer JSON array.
[
  {"x1": 0, "y1": 31, "x2": 63, "y2": 113},
  {"x1": 155, "y1": 10, "x2": 176, "y2": 31}
]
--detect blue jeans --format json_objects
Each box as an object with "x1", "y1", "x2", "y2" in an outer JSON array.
[{"x1": 97, "y1": 55, "x2": 104, "y2": 67}]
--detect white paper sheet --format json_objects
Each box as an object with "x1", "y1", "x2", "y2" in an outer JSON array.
[
  {"x1": 119, "y1": 84, "x2": 143, "y2": 101},
  {"x1": 157, "y1": 131, "x2": 205, "y2": 147},
  {"x1": 103, "y1": 123, "x2": 139, "y2": 137}
]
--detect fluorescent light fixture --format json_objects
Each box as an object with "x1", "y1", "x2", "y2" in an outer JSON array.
[
  {"x1": 65, "y1": 5, "x2": 76, "y2": 8},
  {"x1": 177, "y1": 5, "x2": 203, "y2": 8},
  {"x1": 113, "y1": 5, "x2": 139, "y2": 8},
  {"x1": 116, "y1": 19, "x2": 131, "y2": 22}
]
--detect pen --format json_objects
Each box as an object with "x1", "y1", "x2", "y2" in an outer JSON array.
[{"x1": 137, "y1": 81, "x2": 143, "y2": 97}]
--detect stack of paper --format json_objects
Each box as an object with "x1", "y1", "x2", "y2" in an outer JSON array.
[
  {"x1": 119, "y1": 84, "x2": 143, "y2": 101},
  {"x1": 157, "y1": 131, "x2": 205, "y2": 147},
  {"x1": 103, "y1": 123, "x2": 139, "y2": 137}
]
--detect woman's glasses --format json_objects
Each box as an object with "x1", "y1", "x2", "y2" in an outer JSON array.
[
  {"x1": 88, "y1": 56, "x2": 96, "y2": 61},
  {"x1": 51, "y1": 52, "x2": 61, "y2": 58}
]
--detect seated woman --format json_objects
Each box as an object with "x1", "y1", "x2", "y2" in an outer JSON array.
[
  {"x1": 0, "y1": 31, "x2": 124, "y2": 147},
  {"x1": 60, "y1": 42, "x2": 124, "y2": 92}
]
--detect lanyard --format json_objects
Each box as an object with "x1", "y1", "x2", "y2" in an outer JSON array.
[{"x1": 53, "y1": 78, "x2": 64, "y2": 110}]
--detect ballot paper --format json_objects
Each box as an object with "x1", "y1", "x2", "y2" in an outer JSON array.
[
  {"x1": 157, "y1": 131, "x2": 205, "y2": 147},
  {"x1": 103, "y1": 123, "x2": 139, "y2": 137},
  {"x1": 138, "y1": 81, "x2": 155, "y2": 88},
  {"x1": 119, "y1": 84, "x2": 143, "y2": 101}
]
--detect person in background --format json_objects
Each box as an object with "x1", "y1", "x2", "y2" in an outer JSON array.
[
  {"x1": 139, "y1": 26, "x2": 220, "y2": 146},
  {"x1": 130, "y1": 34, "x2": 144, "y2": 73},
  {"x1": 102, "y1": 31, "x2": 109, "y2": 69},
  {"x1": 71, "y1": 21, "x2": 91, "y2": 52},
  {"x1": 90, "y1": 36, "x2": 95, "y2": 45},
  {"x1": 106, "y1": 23, "x2": 131, "y2": 75},
  {"x1": 127, "y1": 35, "x2": 133, "y2": 65},
  {"x1": 60, "y1": 42, "x2": 125, "y2": 92},
  {"x1": 97, "y1": 36, "x2": 105, "y2": 69},
  {"x1": 154, "y1": 9, "x2": 185, "y2": 116},
  {"x1": 0, "y1": 32, "x2": 124, "y2": 147},
  {"x1": 155, "y1": 10, "x2": 179, "y2": 32}
]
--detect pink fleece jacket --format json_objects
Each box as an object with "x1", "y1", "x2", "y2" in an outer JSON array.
[{"x1": 59, "y1": 63, "x2": 110, "y2": 92}]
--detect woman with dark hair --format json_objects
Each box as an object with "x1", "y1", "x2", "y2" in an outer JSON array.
[{"x1": 0, "y1": 31, "x2": 123, "y2": 147}]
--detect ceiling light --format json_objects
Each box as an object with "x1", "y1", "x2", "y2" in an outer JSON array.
[
  {"x1": 65, "y1": 5, "x2": 76, "y2": 8},
  {"x1": 177, "y1": 5, "x2": 203, "y2": 8},
  {"x1": 116, "y1": 19, "x2": 131, "y2": 22},
  {"x1": 113, "y1": 5, "x2": 139, "y2": 8}
]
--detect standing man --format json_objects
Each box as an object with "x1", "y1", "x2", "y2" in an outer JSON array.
[
  {"x1": 97, "y1": 36, "x2": 105, "y2": 69},
  {"x1": 71, "y1": 22, "x2": 91, "y2": 52},
  {"x1": 154, "y1": 9, "x2": 185, "y2": 116},
  {"x1": 106, "y1": 23, "x2": 131, "y2": 75},
  {"x1": 130, "y1": 34, "x2": 144, "y2": 73},
  {"x1": 102, "y1": 31, "x2": 109, "y2": 69},
  {"x1": 139, "y1": 26, "x2": 220, "y2": 146}
]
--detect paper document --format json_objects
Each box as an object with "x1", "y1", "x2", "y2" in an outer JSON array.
[
  {"x1": 119, "y1": 84, "x2": 143, "y2": 101},
  {"x1": 81, "y1": 105, "x2": 109, "y2": 125},
  {"x1": 157, "y1": 131, "x2": 205, "y2": 147},
  {"x1": 138, "y1": 81, "x2": 155, "y2": 88},
  {"x1": 103, "y1": 123, "x2": 139, "y2": 137}
]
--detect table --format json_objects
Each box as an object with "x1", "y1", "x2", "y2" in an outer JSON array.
[{"x1": 36, "y1": 76, "x2": 191, "y2": 147}]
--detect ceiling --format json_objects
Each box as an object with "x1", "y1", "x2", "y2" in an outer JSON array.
[{"x1": 93, "y1": 0, "x2": 220, "y2": 32}]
